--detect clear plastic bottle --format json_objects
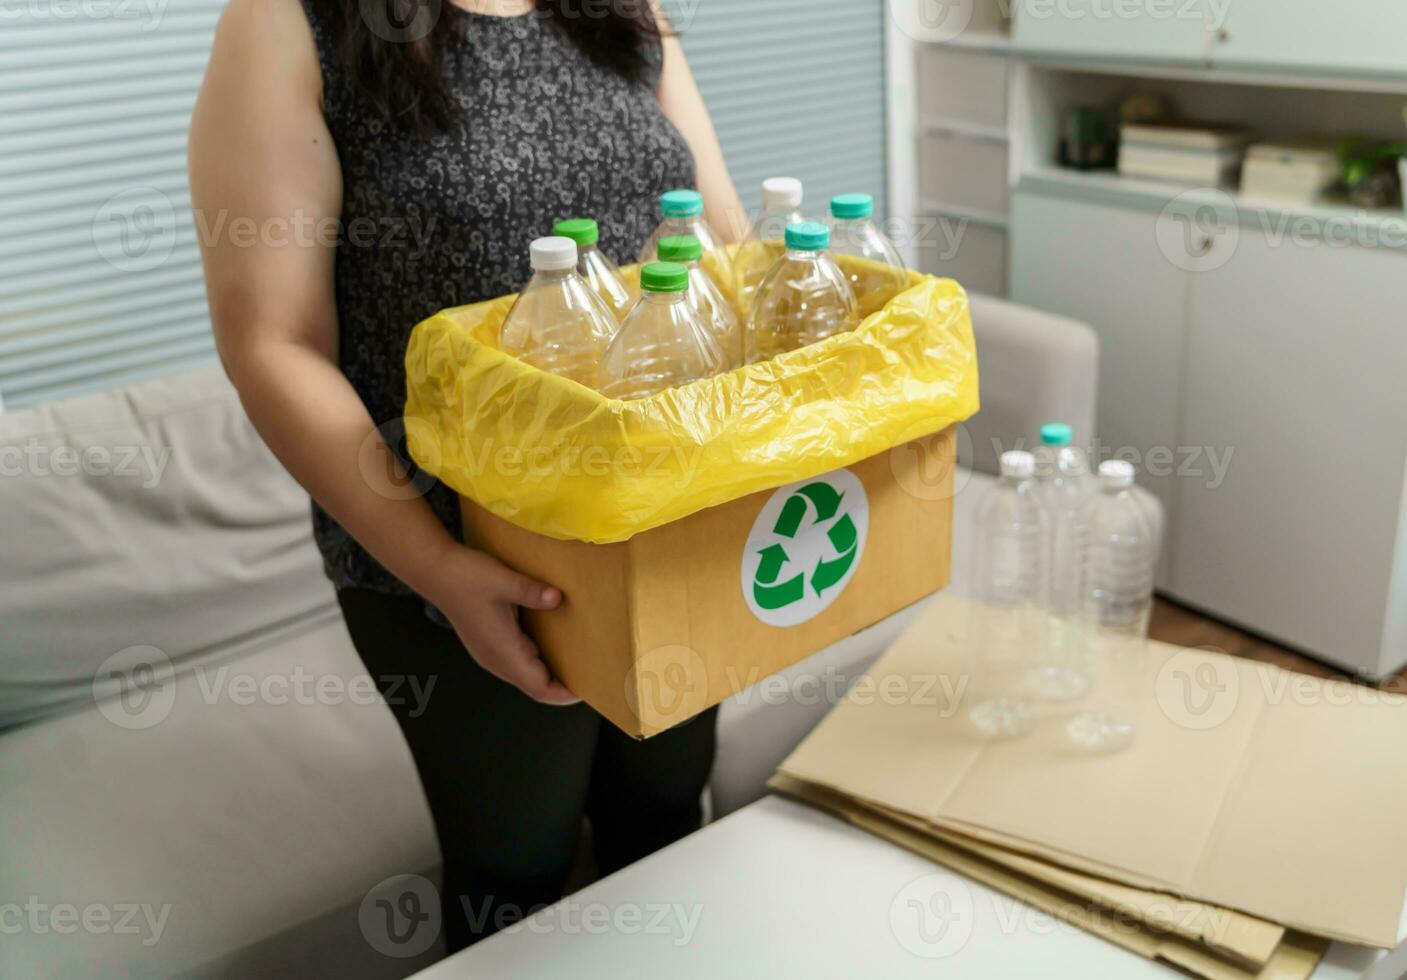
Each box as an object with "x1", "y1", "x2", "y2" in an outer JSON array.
[
  {"x1": 1028, "y1": 422, "x2": 1093, "y2": 702},
  {"x1": 552, "y1": 217, "x2": 633, "y2": 325},
  {"x1": 746, "y1": 222, "x2": 859, "y2": 364},
  {"x1": 499, "y1": 236, "x2": 617, "y2": 390},
  {"x1": 827, "y1": 193, "x2": 907, "y2": 317},
  {"x1": 601, "y1": 262, "x2": 726, "y2": 401},
  {"x1": 639, "y1": 189, "x2": 732, "y2": 288},
  {"x1": 735, "y1": 177, "x2": 806, "y2": 317},
  {"x1": 967, "y1": 450, "x2": 1049, "y2": 740},
  {"x1": 658, "y1": 234, "x2": 743, "y2": 370},
  {"x1": 1066, "y1": 459, "x2": 1155, "y2": 753}
]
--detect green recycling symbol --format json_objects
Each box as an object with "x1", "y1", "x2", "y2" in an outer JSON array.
[{"x1": 748, "y1": 473, "x2": 867, "y2": 618}]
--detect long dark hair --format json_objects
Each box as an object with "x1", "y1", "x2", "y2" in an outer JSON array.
[{"x1": 311, "y1": 0, "x2": 661, "y2": 135}]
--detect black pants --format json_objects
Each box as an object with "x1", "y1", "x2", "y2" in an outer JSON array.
[{"x1": 337, "y1": 588, "x2": 718, "y2": 951}]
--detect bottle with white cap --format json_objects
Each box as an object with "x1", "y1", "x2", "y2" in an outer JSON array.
[
  {"x1": 735, "y1": 177, "x2": 807, "y2": 315},
  {"x1": 499, "y1": 236, "x2": 618, "y2": 390},
  {"x1": 1027, "y1": 422, "x2": 1093, "y2": 702},
  {"x1": 746, "y1": 221, "x2": 858, "y2": 363},
  {"x1": 967, "y1": 449, "x2": 1049, "y2": 740},
  {"x1": 552, "y1": 217, "x2": 634, "y2": 324},
  {"x1": 658, "y1": 234, "x2": 743, "y2": 370},
  {"x1": 601, "y1": 261, "x2": 726, "y2": 401},
  {"x1": 1065, "y1": 458, "x2": 1155, "y2": 753},
  {"x1": 639, "y1": 189, "x2": 732, "y2": 284},
  {"x1": 826, "y1": 193, "x2": 907, "y2": 317}
]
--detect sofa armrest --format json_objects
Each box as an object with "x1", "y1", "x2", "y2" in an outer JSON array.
[{"x1": 964, "y1": 292, "x2": 1099, "y2": 477}]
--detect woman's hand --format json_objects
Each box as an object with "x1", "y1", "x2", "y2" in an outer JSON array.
[{"x1": 425, "y1": 545, "x2": 579, "y2": 705}]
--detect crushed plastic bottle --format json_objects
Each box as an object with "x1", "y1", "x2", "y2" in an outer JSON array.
[
  {"x1": 746, "y1": 222, "x2": 858, "y2": 364},
  {"x1": 601, "y1": 261, "x2": 726, "y2": 401},
  {"x1": 499, "y1": 236, "x2": 617, "y2": 390},
  {"x1": 658, "y1": 234, "x2": 743, "y2": 370},
  {"x1": 552, "y1": 217, "x2": 633, "y2": 325}
]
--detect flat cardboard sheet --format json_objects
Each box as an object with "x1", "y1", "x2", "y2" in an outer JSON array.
[
  {"x1": 778, "y1": 594, "x2": 1407, "y2": 947},
  {"x1": 771, "y1": 773, "x2": 1327, "y2": 980}
]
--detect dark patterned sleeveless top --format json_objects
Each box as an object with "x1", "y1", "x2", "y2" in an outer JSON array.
[{"x1": 298, "y1": 3, "x2": 696, "y2": 595}]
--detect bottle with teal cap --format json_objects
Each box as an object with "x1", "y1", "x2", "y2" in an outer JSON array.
[
  {"x1": 658, "y1": 234, "x2": 742, "y2": 369},
  {"x1": 826, "y1": 193, "x2": 907, "y2": 315},
  {"x1": 499, "y1": 236, "x2": 617, "y2": 390},
  {"x1": 553, "y1": 217, "x2": 633, "y2": 324},
  {"x1": 601, "y1": 261, "x2": 726, "y2": 400},
  {"x1": 746, "y1": 221, "x2": 858, "y2": 364},
  {"x1": 1028, "y1": 421, "x2": 1093, "y2": 703},
  {"x1": 639, "y1": 189, "x2": 731, "y2": 284}
]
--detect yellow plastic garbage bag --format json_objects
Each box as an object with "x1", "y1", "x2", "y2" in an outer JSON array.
[{"x1": 404, "y1": 253, "x2": 979, "y2": 544}]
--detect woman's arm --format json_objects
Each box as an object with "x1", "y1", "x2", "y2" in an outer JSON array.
[
  {"x1": 655, "y1": 17, "x2": 748, "y2": 242},
  {"x1": 189, "y1": 0, "x2": 576, "y2": 704}
]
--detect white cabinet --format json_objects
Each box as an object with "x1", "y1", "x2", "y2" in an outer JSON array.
[
  {"x1": 1012, "y1": 0, "x2": 1213, "y2": 64},
  {"x1": 1214, "y1": 0, "x2": 1407, "y2": 77},
  {"x1": 1174, "y1": 229, "x2": 1407, "y2": 675},
  {"x1": 1010, "y1": 185, "x2": 1407, "y2": 678},
  {"x1": 1008, "y1": 189, "x2": 1187, "y2": 583}
]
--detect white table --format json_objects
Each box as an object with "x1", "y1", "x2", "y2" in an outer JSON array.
[{"x1": 412, "y1": 796, "x2": 1406, "y2": 979}]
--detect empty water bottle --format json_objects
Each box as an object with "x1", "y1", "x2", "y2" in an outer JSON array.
[
  {"x1": 827, "y1": 193, "x2": 907, "y2": 316},
  {"x1": 499, "y1": 236, "x2": 617, "y2": 390},
  {"x1": 601, "y1": 262, "x2": 726, "y2": 401},
  {"x1": 968, "y1": 450, "x2": 1049, "y2": 740},
  {"x1": 735, "y1": 177, "x2": 806, "y2": 316},
  {"x1": 552, "y1": 217, "x2": 633, "y2": 324},
  {"x1": 639, "y1": 189, "x2": 732, "y2": 288},
  {"x1": 658, "y1": 234, "x2": 743, "y2": 370},
  {"x1": 1028, "y1": 422, "x2": 1093, "y2": 701},
  {"x1": 1066, "y1": 459, "x2": 1155, "y2": 753},
  {"x1": 746, "y1": 222, "x2": 859, "y2": 364}
]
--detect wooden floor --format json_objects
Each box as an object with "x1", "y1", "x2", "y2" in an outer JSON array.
[{"x1": 1149, "y1": 596, "x2": 1407, "y2": 694}]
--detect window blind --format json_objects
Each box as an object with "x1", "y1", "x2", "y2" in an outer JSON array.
[
  {"x1": 1, "y1": 0, "x2": 888, "y2": 410},
  {"x1": 664, "y1": 0, "x2": 889, "y2": 225},
  {"x1": 0, "y1": 0, "x2": 225, "y2": 410}
]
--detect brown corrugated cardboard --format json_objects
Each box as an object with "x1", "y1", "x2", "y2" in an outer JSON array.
[
  {"x1": 772, "y1": 773, "x2": 1327, "y2": 980},
  {"x1": 462, "y1": 427, "x2": 956, "y2": 737},
  {"x1": 778, "y1": 593, "x2": 1407, "y2": 946}
]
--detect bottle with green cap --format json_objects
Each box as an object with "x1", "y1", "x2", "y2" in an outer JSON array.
[
  {"x1": 499, "y1": 236, "x2": 617, "y2": 390},
  {"x1": 639, "y1": 189, "x2": 731, "y2": 285},
  {"x1": 658, "y1": 234, "x2": 742, "y2": 369},
  {"x1": 553, "y1": 217, "x2": 633, "y2": 324},
  {"x1": 826, "y1": 193, "x2": 907, "y2": 316},
  {"x1": 601, "y1": 261, "x2": 726, "y2": 400},
  {"x1": 746, "y1": 221, "x2": 858, "y2": 364},
  {"x1": 1028, "y1": 421, "x2": 1093, "y2": 703},
  {"x1": 735, "y1": 177, "x2": 807, "y2": 317}
]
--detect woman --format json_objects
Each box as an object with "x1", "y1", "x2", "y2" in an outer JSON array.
[{"x1": 189, "y1": 0, "x2": 745, "y2": 949}]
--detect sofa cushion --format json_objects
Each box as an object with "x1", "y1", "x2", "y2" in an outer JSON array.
[{"x1": 0, "y1": 366, "x2": 335, "y2": 728}]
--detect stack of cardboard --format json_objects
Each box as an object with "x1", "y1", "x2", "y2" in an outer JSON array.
[{"x1": 772, "y1": 593, "x2": 1407, "y2": 979}]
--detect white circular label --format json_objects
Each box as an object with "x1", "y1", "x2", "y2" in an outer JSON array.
[{"x1": 741, "y1": 468, "x2": 869, "y2": 627}]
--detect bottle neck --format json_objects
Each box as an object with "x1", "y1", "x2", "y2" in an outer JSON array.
[
  {"x1": 643, "y1": 289, "x2": 687, "y2": 305},
  {"x1": 785, "y1": 247, "x2": 824, "y2": 261},
  {"x1": 532, "y1": 266, "x2": 575, "y2": 282}
]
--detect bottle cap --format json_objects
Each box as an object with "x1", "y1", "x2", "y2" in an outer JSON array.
[
  {"x1": 762, "y1": 176, "x2": 803, "y2": 210},
  {"x1": 552, "y1": 218, "x2": 599, "y2": 247},
  {"x1": 640, "y1": 261, "x2": 689, "y2": 293},
  {"x1": 1000, "y1": 450, "x2": 1036, "y2": 480},
  {"x1": 830, "y1": 193, "x2": 875, "y2": 220},
  {"x1": 1040, "y1": 422, "x2": 1073, "y2": 446},
  {"x1": 529, "y1": 236, "x2": 578, "y2": 272},
  {"x1": 660, "y1": 189, "x2": 704, "y2": 218},
  {"x1": 1099, "y1": 459, "x2": 1136, "y2": 489},
  {"x1": 657, "y1": 235, "x2": 703, "y2": 262},
  {"x1": 784, "y1": 221, "x2": 830, "y2": 251}
]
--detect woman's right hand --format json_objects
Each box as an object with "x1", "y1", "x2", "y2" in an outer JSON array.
[{"x1": 426, "y1": 545, "x2": 580, "y2": 706}]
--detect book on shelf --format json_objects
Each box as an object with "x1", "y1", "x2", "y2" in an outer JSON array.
[
  {"x1": 1117, "y1": 144, "x2": 1245, "y2": 186},
  {"x1": 1120, "y1": 121, "x2": 1256, "y2": 151},
  {"x1": 1240, "y1": 138, "x2": 1342, "y2": 205}
]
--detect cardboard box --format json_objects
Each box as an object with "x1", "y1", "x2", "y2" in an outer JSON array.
[{"x1": 460, "y1": 426, "x2": 957, "y2": 737}]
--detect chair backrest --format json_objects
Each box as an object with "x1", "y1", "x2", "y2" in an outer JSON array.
[{"x1": 961, "y1": 292, "x2": 1099, "y2": 477}]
